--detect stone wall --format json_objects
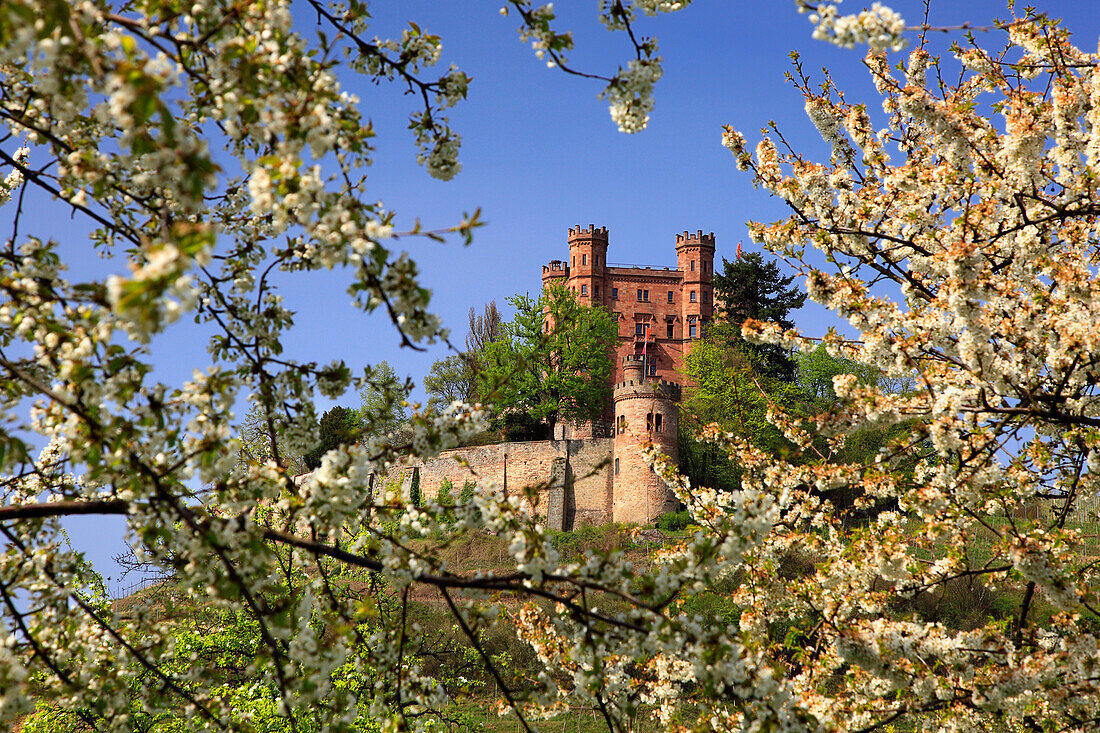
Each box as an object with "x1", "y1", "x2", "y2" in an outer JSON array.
[{"x1": 407, "y1": 438, "x2": 614, "y2": 529}]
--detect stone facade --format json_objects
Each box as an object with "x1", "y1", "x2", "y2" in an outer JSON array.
[
  {"x1": 542, "y1": 224, "x2": 715, "y2": 392},
  {"x1": 405, "y1": 438, "x2": 615, "y2": 528}
]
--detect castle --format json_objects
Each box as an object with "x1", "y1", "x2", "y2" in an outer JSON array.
[{"x1": 396, "y1": 225, "x2": 717, "y2": 528}]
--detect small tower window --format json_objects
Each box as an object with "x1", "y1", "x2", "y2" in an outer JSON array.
[
  {"x1": 648, "y1": 359, "x2": 656, "y2": 376},
  {"x1": 594, "y1": 284, "x2": 600, "y2": 297},
  {"x1": 617, "y1": 415, "x2": 626, "y2": 433},
  {"x1": 702, "y1": 291, "x2": 708, "y2": 303},
  {"x1": 572, "y1": 256, "x2": 575, "y2": 268},
  {"x1": 691, "y1": 260, "x2": 695, "y2": 272},
  {"x1": 690, "y1": 290, "x2": 697, "y2": 302},
  {"x1": 595, "y1": 254, "x2": 600, "y2": 266},
  {"x1": 581, "y1": 284, "x2": 588, "y2": 296},
  {"x1": 582, "y1": 253, "x2": 587, "y2": 266},
  {"x1": 615, "y1": 457, "x2": 620, "y2": 475},
  {"x1": 666, "y1": 322, "x2": 674, "y2": 339},
  {"x1": 654, "y1": 413, "x2": 663, "y2": 432},
  {"x1": 667, "y1": 291, "x2": 673, "y2": 303},
  {"x1": 646, "y1": 413, "x2": 653, "y2": 431},
  {"x1": 612, "y1": 287, "x2": 618, "y2": 300},
  {"x1": 689, "y1": 323, "x2": 697, "y2": 338}
]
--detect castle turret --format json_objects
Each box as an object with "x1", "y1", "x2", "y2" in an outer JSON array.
[
  {"x1": 612, "y1": 355, "x2": 680, "y2": 525},
  {"x1": 676, "y1": 230, "x2": 715, "y2": 340},
  {"x1": 567, "y1": 224, "x2": 609, "y2": 307}
]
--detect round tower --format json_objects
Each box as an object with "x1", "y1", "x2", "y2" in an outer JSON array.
[
  {"x1": 567, "y1": 224, "x2": 609, "y2": 307},
  {"x1": 612, "y1": 355, "x2": 680, "y2": 525}
]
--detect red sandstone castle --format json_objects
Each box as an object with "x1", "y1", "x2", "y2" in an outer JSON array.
[
  {"x1": 346, "y1": 225, "x2": 720, "y2": 527},
  {"x1": 542, "y1": 224, "x2": 716, "y2": 391}
]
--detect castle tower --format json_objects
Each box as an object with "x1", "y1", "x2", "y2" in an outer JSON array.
[
  {"x1": 566, "y1": 224, "x2": 609, "y2": 307},
  {"x1": 676, "y1": 230, "x2": 716, "y2": 340},
  {"x1": 612, "y1": 355, "x2": 680, "y2": 525}
]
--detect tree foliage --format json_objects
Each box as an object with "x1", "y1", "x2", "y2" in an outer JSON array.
[
  {"x1": 356, "y1": 361, "x2": 409, "y2": 438},
  {"x1": 478, "y1": 283, "x2": 617, "y2": 436},
  {"x1": 422, "y1": 303, "x2": 501, "y2": 413},
  {"x1": 302, "y1": 406, "x2": 363, "y2": 470},
  {"x1": 712, "y1": 251, "x2": 806, "y2": 381}
]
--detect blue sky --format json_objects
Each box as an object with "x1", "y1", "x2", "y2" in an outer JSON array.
[{"x1": 13, "y1": 0, "x2": 1100, "y2": 580}]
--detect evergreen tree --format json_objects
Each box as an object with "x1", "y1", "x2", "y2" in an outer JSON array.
[
  {"x1": 712, "y1": 251, "x2": 806, "y2": 381},
  {"x1": 358, "y1": 361, "x2": 409, "y2": 437},
  {"x1": 303, "y1": 406, "x2": 363, "y2": 470}
]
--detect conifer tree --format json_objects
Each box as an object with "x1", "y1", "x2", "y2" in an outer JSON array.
[{"x1": 712, "y1": 251, "x2": 806, "y2": 381}]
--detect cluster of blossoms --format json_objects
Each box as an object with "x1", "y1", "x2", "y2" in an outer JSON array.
[
  {"x1": 602, "y1": 57, "x2": 664, "y2": 133},
  {"x1": 714, "y1": 8, "x2": 1100, "y2": 729},
  {"x1": 506, "y1": 0, "x2": 687, "y2": 132},
  {"x1": 797, "y1": 1, "x2": 907, "y2": 52}
]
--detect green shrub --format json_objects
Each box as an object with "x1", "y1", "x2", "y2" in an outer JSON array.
[{"x1": 657, "y1": 510, "x2": 691, "y2": 532}]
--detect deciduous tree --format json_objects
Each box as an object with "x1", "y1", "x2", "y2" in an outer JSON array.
[{"x1": 478, "y1": 284, "x2": 617, "y2": 437}]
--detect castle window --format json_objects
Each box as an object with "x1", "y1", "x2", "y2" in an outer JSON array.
[
  {"x1": 643, "y1": 289, "x2": 649, "y2": 301},
  {"x1": 615, "y1": 457, "x2": 620, "y2": 475},
  {"x1": 572, "y1": 256, "x2": 575, "y2": 268},
  {"x1": 691, "y1": 260, "x2": 695, "y2": 272},
  {"x1": 702, "y1": 291, "x2": 709, "y2": 303},
  {"x1": 596, "y1": 254, "x2": 600, "y2": 267},
  {"x1": 690, "y1": 290, "x2": 696, "y2": 302},
  {"x1": 646, "y1": 413, "x2": 653, "y2": 431},
  {"x1": 689, "y1": 323, "x2": 697, "y2": 338},
  {"x1": 667, "y1": 291, "x2": 673, "y2": 303},
  {"x1": 594, "y1": 284, "x2": 599, "y2": 297},
  {"x1": 637, "y1": 289, "x2": 642, "y2": 300},
  {"x1": 635, "y1": 323, "x2": 644, "y2": 336},
  {"x1": 648, "y1": 359, "x2": 657, "y2": 376},
  {"x1": 581, "y1": 284, "x2": 588, "y2": 296},
  {"x1": 666, "y1": 322, "x2": 674, "y2": 339},
  {"x1": 617, "y1": 415, "x2": 626, "y2": 433},
  {"x1": 612, "y1": 287, "x2": 618, "y2": 300},
  {"x1": 582, "y1": 253, "x2": 587, "y2": 266},
  {"x1": 654, "y1": 413, "x2": 663, "y2": 432}
]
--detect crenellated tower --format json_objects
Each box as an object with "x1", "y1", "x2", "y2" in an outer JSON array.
[
  {"x1": 676, "y1": 230, "x2": 715, "y2": 340},
  {"x1": 612, "y1": 355, "x2": 680, "y2": 525},
  {"x1": 566, "y1": 224, "x2": 609, "y2": 307}
]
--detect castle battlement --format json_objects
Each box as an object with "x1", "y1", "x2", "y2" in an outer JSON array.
[
  {"x1": 568, "y1": 223, "x2": 609, "y2": 240},
  {"x1": 613, "y1": 379, "x2": 682, "y2": 401},
  {"x1": 675, "y1": 229, "x2": 716, "y2": 248},
  {"x1": 542, "y1": 260, "x2": 568, "y2": 276}
]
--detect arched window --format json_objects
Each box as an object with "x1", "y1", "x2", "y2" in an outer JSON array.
[
  {"x1": 690, "y1": 290, "x2": 697, "y2": 302},
  {"x1": 614, "y1": 457, "x2": 620, "y2": 475}
]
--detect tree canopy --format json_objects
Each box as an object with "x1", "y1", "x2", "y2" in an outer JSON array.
[
  {"x1": 712, "y1": 251, "x2": 806, "y2": 381},
  {"x1": 478, "y1": 283, "x2": 617, "y2": 437}
]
